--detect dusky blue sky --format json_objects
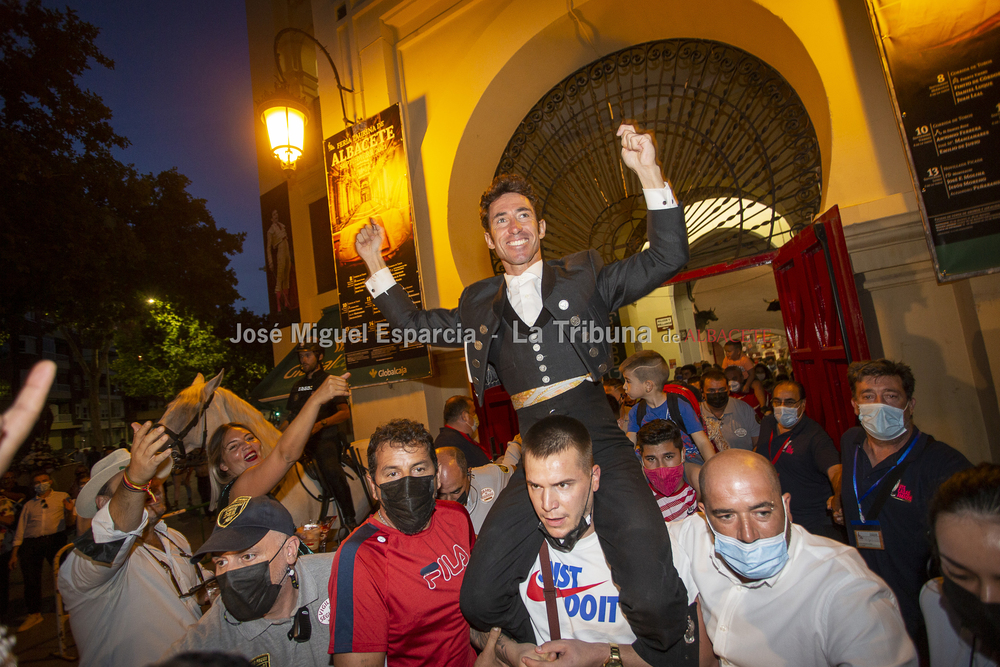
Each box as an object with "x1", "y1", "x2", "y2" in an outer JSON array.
[{"x1": 65, "y1": 0, "x2": 270, "y2": 314}]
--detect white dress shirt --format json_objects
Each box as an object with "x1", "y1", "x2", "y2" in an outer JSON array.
[
  {"x1": 365, "y1": 185, "x2": 679, "y2": 304},
  {"x1": 13, "y1": 491, "x2": 69, "y2": 545},
  {"x1": 59, "y1": 505, "x2": 204, "y2": 667},
  {"x1": 668, "y1": 514, "x2": 917, "y2": 667}
]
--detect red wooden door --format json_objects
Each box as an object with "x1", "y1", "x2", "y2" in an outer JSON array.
[{"x1": 772, "y1": 206, "x2": 870, "y2": 447}]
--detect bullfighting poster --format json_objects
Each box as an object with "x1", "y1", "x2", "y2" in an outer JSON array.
[
  {"x1": 324, "y1": 104, "x2": 432, "y2": 388},
  {"x1": 866, "y1": 0, "x2": 1000, "y2": 281},
  {"x1": 260, "y1": 181, "x2": 300, "y2": 327}
]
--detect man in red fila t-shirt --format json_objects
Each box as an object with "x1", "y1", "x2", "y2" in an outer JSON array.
[{"x1": 328, "y1": 419, "x2": 477, "y2": 667}]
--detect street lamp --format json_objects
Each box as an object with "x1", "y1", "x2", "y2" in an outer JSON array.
[
  {"x1": 259, "y1": 89, "x2": 308, "y2": 172},
  {"x1": 259, "y1": 27, "x2": 354, "y2": 173}
]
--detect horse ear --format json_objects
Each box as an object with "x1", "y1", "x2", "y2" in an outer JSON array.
[
  {"x1": 202, "y1": 370, "x2": 225, "y2": 402},
  {"x1": 192, "y1": 373, "x2": 205, "y2": 386}
]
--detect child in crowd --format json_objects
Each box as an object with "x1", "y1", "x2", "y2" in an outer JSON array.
[
  {"x1": 620, "y1": 350, "x2": 715, "y2": 466},
  {"x1": 636, "y1": 419, "x2": 697, "y2": 522},
  {"x1": 721, "y1": 340, "x2": 755, "y2": 380}
]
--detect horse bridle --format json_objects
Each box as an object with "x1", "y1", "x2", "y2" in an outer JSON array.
[{"x1": 157, "y1": 392, "x2": 216, "y2": 461}]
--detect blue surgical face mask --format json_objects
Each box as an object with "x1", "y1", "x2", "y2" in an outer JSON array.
[
  {"x1": 774, "y1": 406, "x2": 801, "y2": 429},
  {"x1": 708, "y1": 505, "x2": 789, "y2": 580},
  {"x1": 858, "y1": 402, "x2": 907, "y2": 440}
]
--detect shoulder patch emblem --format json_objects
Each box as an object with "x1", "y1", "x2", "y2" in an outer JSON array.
[
  {"x1": 481, "y1": 487, "x2": 495, "y2": 503},
  {"x1": 217, "y1": 496, "x2": 251, "y2": 528},
  {"x1": 250, "y1": 654, "x2": 270, "y2": 667},
  {"x1": 496, "y1": 464, "x2": 509, "y2": 474},
  {"x1": 317, "y1": 598, "x2": 331, "y2": 625}
]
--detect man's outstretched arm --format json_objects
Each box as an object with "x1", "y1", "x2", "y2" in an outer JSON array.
[
  {"x1": 597, "y1": 124, "x2": 689, "y2": 310},
  {"x1": 354, "y1": 219, "x2": 464, "y2": 345}
]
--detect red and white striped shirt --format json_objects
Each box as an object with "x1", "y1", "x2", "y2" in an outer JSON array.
[{"x1": 651, "y1": 482, "x2": 697, "y2": 523}]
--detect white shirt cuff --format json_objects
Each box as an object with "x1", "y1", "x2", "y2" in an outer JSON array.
[
  {"x1": 91, "y1": 504, "x2": 149, "y2": 543},
  {"x1": 365, "y1": 267, "x2": 397, "y2": 298},
  {"x1": 643, "y1": 185, "x2": 678, "y2": 210}
]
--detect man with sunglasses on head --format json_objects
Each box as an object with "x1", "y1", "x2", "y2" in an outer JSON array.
[
  {"x1": 753, "y1": 380, "x2": 844, "y2": 542},
  {"x1": 60, "y1": 422, "x2": 205, "y2": 666},
  {"x1": 167, "y1": 495, "x2": 334, "y2": 666}
]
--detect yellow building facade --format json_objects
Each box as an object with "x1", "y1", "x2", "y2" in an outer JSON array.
[{"x1": 244, "y1": 0, "x2": 999, "y2": 464}]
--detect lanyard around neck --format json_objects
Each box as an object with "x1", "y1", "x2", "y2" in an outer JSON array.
[
  {"x1": 852, "y1": 430, "x2": 919, "y2": 522},
  {"x1": 766, "y1": 429, "x2": 793, "y2": 466}
]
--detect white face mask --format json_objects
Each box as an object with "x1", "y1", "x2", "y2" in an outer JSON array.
[
  {"x1": 728, "y1": 380, "x2": 742, "y2": 392},
  {"x1": 858, "y1": 402, "x2": 907, "y2": 440},
  {"x1": 774, "y1": 406, "x2": 802, "y2": 428}
]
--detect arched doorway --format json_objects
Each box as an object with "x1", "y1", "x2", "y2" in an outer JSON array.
[
  {"x1": 494, "y1": 38, "x2": 822, "y2": 273},
  {"x1": 480, "y1": 38, "x2": 868, "y2": 446}
]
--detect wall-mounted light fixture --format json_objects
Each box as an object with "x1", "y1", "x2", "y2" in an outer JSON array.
[{"x1": 258, "y1": 27, "x2": 354, "y2": 173}]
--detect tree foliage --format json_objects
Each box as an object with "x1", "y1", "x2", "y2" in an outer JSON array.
[
  {"x1": 0, "y1": 1, "x2": 255, "y2": 444},
  {"x1": 112, "y1": 300, "x2": 226, "y2": 400}
]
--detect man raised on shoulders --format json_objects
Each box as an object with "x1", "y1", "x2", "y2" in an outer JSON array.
[
  {"x1": 356, "y1": 123, "x2": 692, "y2": 664},
  {"x1": 669, "y1": 449, "x2": 916, "y2": 667}
]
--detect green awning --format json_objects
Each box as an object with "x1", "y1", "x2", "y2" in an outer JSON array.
[{"x1": 250, "y1": 306, "x2": 347, "y2": 406}]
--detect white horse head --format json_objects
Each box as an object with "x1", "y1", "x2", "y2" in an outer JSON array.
[{"x1": 159, "y1": 371, "x2": 369, "y2": 528}]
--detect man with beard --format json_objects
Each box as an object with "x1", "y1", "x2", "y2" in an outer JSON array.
[
  {"x1": 60, "y1": 422, "x2": 205, "y2": 666},
  {"x1": 354, "y1": 124, "x2": 691, "y2": 664},
  {"x1": 279, "y1": 342, "x2": 356, "y2": 530},
  {"x1": 168, "y1": 495, "x2": 333, "y2": 665},
  {"x1": 328, "y1": 419, "x2": 477, "y2": 666}
]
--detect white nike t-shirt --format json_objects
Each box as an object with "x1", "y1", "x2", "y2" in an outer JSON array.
[{"x1": 518, "y1": 531, "x2": 637, "y2": 644}]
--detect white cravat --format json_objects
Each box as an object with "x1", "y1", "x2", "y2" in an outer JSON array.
[{"x1": 504, "y1": 261, "x2": 544, "y2": 326}]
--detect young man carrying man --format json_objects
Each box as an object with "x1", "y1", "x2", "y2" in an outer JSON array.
[{"x1": 472, "y1": 415, "x2": 700, "y2": 666}]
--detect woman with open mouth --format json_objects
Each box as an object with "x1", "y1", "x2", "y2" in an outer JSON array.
[{"x1": 207, "y1": 373, "x2": 351, "y2": 510}]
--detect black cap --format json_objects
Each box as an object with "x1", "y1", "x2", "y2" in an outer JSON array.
[
  {"x1": 191, "y1": 496, "x2": 295, "y2": 561},
  {"x1": 296, "y1": 342, "x2": 323, "y2": 354}
]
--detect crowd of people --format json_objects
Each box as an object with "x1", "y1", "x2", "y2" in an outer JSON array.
[{"x1": 0, "y1": 124, "x2": 996, "y2": 667}]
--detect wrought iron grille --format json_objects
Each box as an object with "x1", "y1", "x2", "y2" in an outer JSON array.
[{"x1": 494, "y1": 39, "x2": 822, "y2": 273}]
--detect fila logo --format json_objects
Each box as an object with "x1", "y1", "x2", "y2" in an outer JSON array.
[{"x1": 419, "y1": 544, "x2": 470, "y2": 589}]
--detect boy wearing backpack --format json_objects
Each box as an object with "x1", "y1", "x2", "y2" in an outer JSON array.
[{"x1": 620, "y1": 350, "x2": 716, "y2": 466}]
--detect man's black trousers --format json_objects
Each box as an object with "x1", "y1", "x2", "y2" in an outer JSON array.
[
  {"x1": 461, "y1": 382, "x2": 693, "y2": 666},
  {"x1": 311, "y1": 435, "x2": 357, "y2": 527},
  {"x1": 19, "y1": 532, "x2": 65, "y2": 614}
]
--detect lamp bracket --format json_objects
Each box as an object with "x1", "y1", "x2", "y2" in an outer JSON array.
[{"x1": 274, "y1": 27, "x2": 355, "y2": 127}]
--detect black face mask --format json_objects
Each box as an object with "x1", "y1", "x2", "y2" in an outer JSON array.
[
  {"x1": 379, "y1": 475, "x2": 437, "y2": 535},
  {"x1": 706, "y1": 392, "x2": 729, "y2": 409},
  {"x1": 539, "y1": 484, "x2": 593, "y2": 553},
  {"x1": 942, "y1": 575, "x2": 1000, "y2": 655},
  {"x1": 217, "y1": 539, "x2": 290, "y2": 622}
]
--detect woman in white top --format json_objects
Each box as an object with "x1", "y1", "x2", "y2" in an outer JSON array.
[{"x1": 921, "y1": 463, "x2": 1000, "y2": 667}]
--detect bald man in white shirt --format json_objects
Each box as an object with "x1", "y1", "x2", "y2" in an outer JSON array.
[{"x1": 669, "y1": 450, "x2": 916, "y2": 667}]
